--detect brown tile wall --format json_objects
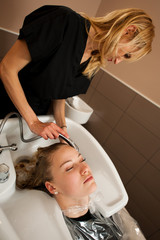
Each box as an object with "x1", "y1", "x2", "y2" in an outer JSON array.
[{"x1": 80, "y1": 69, "x2": 160, "y2": 239}]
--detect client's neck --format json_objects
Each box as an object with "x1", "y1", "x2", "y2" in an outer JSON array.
[{"x1": 55, "y1": 195, "x2": 89, "y2": 218}]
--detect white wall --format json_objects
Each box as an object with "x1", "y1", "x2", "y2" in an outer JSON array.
[
  {"x1": 0, "y1": 0, "x2": 101, "y2": 33},
  {"x1": 96, "y1": 0, "x2": 160, "y2": 107}
]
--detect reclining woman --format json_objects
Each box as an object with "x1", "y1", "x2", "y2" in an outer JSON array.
[{"x1": 15, "y1": 143, "x2": 122, "y2": 240}]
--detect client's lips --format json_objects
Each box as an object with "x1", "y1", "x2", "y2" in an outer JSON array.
[{"x1": 83, "y1": 175, "x2": 93, "y2": 184}]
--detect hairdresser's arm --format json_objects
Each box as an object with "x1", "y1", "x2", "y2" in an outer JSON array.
[
  {"x1": 52, "y1": 99, "x2": 68, "y2": 135},
  {"x1": 0, "y1": 39, "x2": 68, "y2": 140}
]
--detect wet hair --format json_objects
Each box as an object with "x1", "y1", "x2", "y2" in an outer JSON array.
[
  {"x1": 82, "y1": 8, "x2": 155, "y2": 78},
  {"x1": 15, "y1": 143, "x2": 66, "y2": 197}
]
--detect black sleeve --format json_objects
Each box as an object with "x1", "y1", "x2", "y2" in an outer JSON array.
[{"x1": 18, "y1": 6, "x2": 74, "y2": 61}]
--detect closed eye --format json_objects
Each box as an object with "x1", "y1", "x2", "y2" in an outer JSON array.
[
  {"x1": 81, "y1": 158, "x2": 86, "y2": 162},
  {"x1": 66, "y1": 166, "x2": 73, "y2": 172},
  {"x1": 66, "y1": 158, "x2": 86, "y2": 172}
]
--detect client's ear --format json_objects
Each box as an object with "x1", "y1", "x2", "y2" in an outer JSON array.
[{"x1": 45, "y1": 181, "x2": 57, "y2": 195}]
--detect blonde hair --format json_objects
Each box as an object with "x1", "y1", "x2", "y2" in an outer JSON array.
[
  {"x1": 82, "y1": 8, "x2": 155, "y2": 78},
  {"x1": 15, "y1": 143, "x2": 65, "y2": 196}
]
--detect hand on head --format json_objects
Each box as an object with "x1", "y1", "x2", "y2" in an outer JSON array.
[{"x1": 29, "y1": 120, "x2": 69, "y2": 140}]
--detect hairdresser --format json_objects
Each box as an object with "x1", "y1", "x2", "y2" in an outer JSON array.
[{"x1": 0, "y1": 5, "x2": 154, "y2": 140}]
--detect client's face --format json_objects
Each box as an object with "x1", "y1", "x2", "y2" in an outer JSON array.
[{"x1": 49, "y1": 145, "x2": 97, "y2": 199}]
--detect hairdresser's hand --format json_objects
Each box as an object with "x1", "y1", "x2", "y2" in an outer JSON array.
[
  {"x1": 30, "y1": 120, "x2": 69, "y2": 140},
  {"x1": 59, "y1": 126, "x2": 69, "y2": 143}
]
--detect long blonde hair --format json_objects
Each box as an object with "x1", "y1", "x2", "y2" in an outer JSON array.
[
  {"x1": 15, "y1": 143, "x2": 65, "y2": 196},
  {"x1": 82, "y1": 8, "x2": 155, "y2": 78}
]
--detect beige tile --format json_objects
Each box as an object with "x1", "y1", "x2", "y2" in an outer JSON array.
[
  {"x1": 105, "y1": 149, "x2": 133, "y2": 185},
  {"x1": 148, "y1": 231, "x2": 160, "y2": 240},
  {"x1": 126, "y1": 199, "x2": 157, "y2": 238},
  {"x1": 136, "y1": 163, "x2": 160, "y2": 201},
  {"x1": 96, "y1": 71, "x2": 136, "y2": 110},
  {"x1": 115, "y1": 115, "x2": 160, "y2": 159},
  {"x1": 88, "y1": 91, "x2": 123, "y2": 128},
  {"x1": 91, "y1": 68, "x2": 104, "y2": 88},
  {"x1": 126, "y1": 179, "x2": 160, "y2": 227},
  {"x1": 104, "y1": 131, "x2": 146, "y2": 174},
  {"x1": 127, "y1": 95, "x2": 160, "y2": 139},
  {"x1": 83, "y1": 112, "x2": 112, "y2": 145},
  {"x1": 150, "y1": 150, "x2": 160, "y2": 171}
]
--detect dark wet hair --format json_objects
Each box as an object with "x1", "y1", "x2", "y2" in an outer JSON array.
[{"x1": 15, "y1": 143, "x2": 66, "y2": 197}]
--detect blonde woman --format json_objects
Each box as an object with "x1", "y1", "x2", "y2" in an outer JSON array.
[{"x1": 0, "y1": 6, "x2": 154, "y2": 140}]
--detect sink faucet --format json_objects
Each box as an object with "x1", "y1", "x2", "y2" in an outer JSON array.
[{"x1": 0, "y1": 143, "x2": 17, "y2": 154}]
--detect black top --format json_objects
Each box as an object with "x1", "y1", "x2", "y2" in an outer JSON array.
[
  {"x1": 64, "y1": 210, "x2": 122, "y2": 240},
  {"x1": 69, "y1": 210, "x2": 93, "y2": 221},
  {"x1": 0, "y1": 5, "x2": 91, "y2": 116},
  {"x1": 18, "y1": 5, "x2": 91, "y2": 113}
]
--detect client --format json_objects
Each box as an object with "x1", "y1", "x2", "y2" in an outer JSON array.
[{"x1": 15, "y1": 143, "x2": 122, "y2": 240}]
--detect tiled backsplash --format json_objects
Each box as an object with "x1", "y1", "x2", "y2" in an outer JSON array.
[{"x1": 80, "y1": 69, "x2": 160, "y2": 240}]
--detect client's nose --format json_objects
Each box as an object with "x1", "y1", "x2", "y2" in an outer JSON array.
[{"x1": 81, "y1": 163, "x2": 89, "y2": 175}]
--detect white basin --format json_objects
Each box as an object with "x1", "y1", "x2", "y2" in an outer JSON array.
[
  {"x1": 65, "y1": 96, "x2": 93, "y2": 124},
  {"x1": 0, "y1": 208, "x2": 20, "y2": 240},
  {"x1": 0, "y1": 115, "x2": 128, "y2": 239},
  {"x1": 0, "y1": 133, "x2": 16, "y2": 201}
]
